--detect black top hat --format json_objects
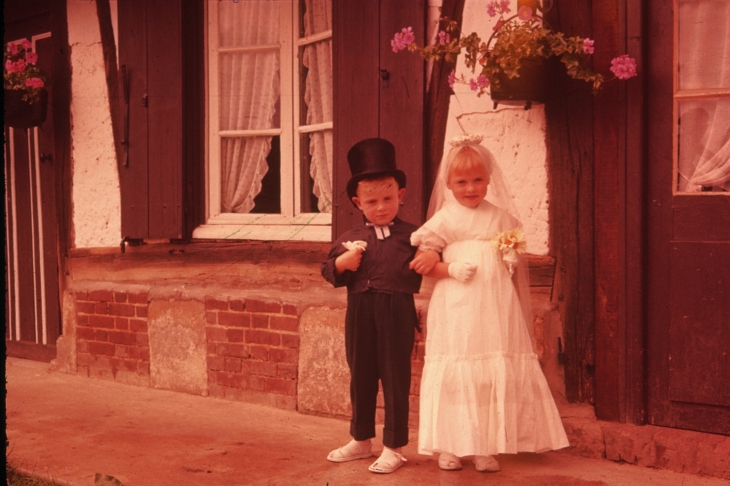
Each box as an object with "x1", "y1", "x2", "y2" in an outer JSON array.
[{"x1": 346, "y1": 138, "x2": 407, "y2": 201}]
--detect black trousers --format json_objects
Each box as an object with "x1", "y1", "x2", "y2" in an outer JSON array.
[{"x1": 345, "y1": 291, "x2": 417, "y2": 449}]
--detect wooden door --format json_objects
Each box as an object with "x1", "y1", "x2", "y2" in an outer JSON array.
[
  {"x1": 645, "y1": 0, "x2": 730, "y2": 435},
  {"x1": 332, "y1": 0, "x2": 425, "y2": 236},
  {"x1": 4, "y1": 21, "x2": 61, "y2": 361}
]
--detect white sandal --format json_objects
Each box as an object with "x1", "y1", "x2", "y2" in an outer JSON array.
[
  {"x1": 368, "y1": 447, "x2": 407, "y2": 474},
  {"x1": 327, "y1": 439, "x2": 373, "y2": 463},
  {"x1": 438, "y1": 452, "x2": 462, "y2": 471},
  {"x1": 474, "y1": 455, "x2": 500, "y2": 472}
]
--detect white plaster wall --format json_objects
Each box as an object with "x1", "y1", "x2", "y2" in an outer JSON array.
[
  {"x1": 428, "y1": 0, "x2": 550, "y2": 255},
  {"x1": 67, "y1": 0, "x2": 121, "y2": 249}
]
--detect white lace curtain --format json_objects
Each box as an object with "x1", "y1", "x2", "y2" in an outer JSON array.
[
  {"x1": 677, "y1": 0, "x2": 730, "y2": 192},
  {"x1": 218, "y1": 0, "x2": 333, "y2": 213},
  {"x1": 219, "y1": 0, "x2": 280, "y2": 213},
  {"x1": 302, "y1": 0, "x2": 333, "y2": 213}
]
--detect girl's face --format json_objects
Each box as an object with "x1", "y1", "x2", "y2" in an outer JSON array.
[{"x1": 447, "y1": 163, "x2": 489, "y2": 208}]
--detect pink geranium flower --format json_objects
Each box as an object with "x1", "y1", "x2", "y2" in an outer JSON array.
[
  {"x1": 391, "y1": 27, "x2": 415, "y2": 53},
  {"x1": 477, "y1": 74, "x2": 490, "y2": 89},
  {"x1": 610, "y1": 54, "x2": 637, "y2": 80},
  {"x1": 438, "y1": 30, "x2": 451, "y2": 45},
  {"x1": 487, "y1": 2, "x2": 498, "y2": 17},
  {"x1": 500, "y1": 0, "x2": 511, "y2": 13},
  {"x1": 7, "y1": 59, "x2": 27, "y2": 73},
  {"x1": 9, "y1": 42, "x2": 19, "y2": 55},
  {"x1": 21, "y1": 39, "x2": 33, "y2": 50},
  {"x1": 583, "y1": 39, "x2": 595, "y2": 54},
  {"x1": 448, "y1": 69, "x2": 456, "y2": 88},
  {"x1": 25, "y1": 77, "x2": 44, "y2": 88},
  {"x1": 517, "y1": 6, "x2": 533, "y2": 21},
  {"x1": 25, "y1": 51, "x2": 38, "y2": 64}
]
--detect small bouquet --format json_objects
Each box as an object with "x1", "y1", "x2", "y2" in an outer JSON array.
[{"x1": 491, "y1": 228, "x2": 526, "y2": 275}]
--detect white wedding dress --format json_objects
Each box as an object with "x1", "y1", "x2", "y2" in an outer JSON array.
[{"x1": 413, "y1": 200, "x2": 569, "y2": 457}]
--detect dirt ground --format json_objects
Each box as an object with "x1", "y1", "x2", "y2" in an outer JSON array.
[{"x1": 6, "y1": 357, "x2": 727, "y2": 486}]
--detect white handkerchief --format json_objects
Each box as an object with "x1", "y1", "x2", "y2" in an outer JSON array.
[{"x1": 342, "y1": 240, "x2": 368, "y2": 252}]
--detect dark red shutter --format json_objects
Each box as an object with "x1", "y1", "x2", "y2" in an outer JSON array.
[
  {"x1": 118, "y1": 0, "x2": 185, "y2": 239},
  {"x1": 332, "y1": 0, "x2": 425, "y2": 237}
]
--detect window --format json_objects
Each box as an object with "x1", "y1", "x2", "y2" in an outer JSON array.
[
  {"x1": 674, "y1": 0, "x2": 730, "y2": 193},
  {"x1": 195, "y1": 0, "x2": 333, "y2": 241}
]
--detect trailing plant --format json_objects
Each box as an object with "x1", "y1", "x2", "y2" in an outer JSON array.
[{"x1": 391, "y1": 0, "x2": 637, "y2": 96}]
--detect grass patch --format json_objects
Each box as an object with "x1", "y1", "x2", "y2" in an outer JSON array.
[{"x1": 6, "y1": 462, "x2": 66, "y2": 486}]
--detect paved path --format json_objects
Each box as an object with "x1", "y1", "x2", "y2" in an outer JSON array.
[{"x1": 6, "y1": 357, "x2": 726, "y2": 486}]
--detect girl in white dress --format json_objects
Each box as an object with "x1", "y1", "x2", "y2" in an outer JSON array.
[{"x1": 408, "y1": 135, "x2": 569, "y2": 472}]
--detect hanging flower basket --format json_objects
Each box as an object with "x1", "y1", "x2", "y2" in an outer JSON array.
[
  {"x1": 4, "y1": 88, "x2": 48, "y2": 128},
  {"x1": 392, "y1": 1, "x2": 637, "y2": 109},
  {"x1": 489, "y1": 56, "x2": 551, "y2": 109},
  {"x1": 4, "y1": 38, "x2": 48, "y2": 128}
]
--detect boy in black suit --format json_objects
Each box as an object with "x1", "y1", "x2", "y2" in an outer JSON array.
[{"x1": 322, "y1": 138, "x2": 426, "y2": 474}]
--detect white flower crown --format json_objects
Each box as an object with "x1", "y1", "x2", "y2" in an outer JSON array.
[{"x1": 449, "y1": 133, "x2": 484, "y2": 147}]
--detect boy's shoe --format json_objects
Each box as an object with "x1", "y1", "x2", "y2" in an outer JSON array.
[
  {"x1": 474, "y1": 455, "x2": 500, "y2": 472},
  {"x1": 327, "y1": 439, "x2": 373, "y2": 463},
  {"x1": 438, "y1": 452, "x2": 462, "y2": 471},
  {"x1": 368, "y1": 447, "x2": 407, "y2": 474}
]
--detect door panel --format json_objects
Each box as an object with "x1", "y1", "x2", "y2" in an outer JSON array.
[
  {"x1": 4, "y1": 26, "x2": 60, "y2": 361},
  {"x1": 332, "y1": 0, "x2": 425, "y2": 237},
  {"x1": 668, "y1": 242, "x2": 730, "y2": 408},
  {"x1": 646, "y1": 0, "x2": 730, "y2": 435}
]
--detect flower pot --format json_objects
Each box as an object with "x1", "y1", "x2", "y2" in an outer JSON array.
[
  {"x1": 4, "y1": 89, "x2": 48, "y2": 128},
  {"x1": 490, "y1": 57, "x2": 552, "y2": 110}
]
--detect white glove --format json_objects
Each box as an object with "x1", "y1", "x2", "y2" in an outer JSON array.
[
  {"x1": 502, "y1": 248, "x2": 519, "y2": 266},
  {"x1": 342, "y1": 240, "x2": 368, "y2": 252},
  {"x1": 502, "y1": 249, "x2": 519, "y2": 276},
  {"x1": 448, "y1": 262, "x2": 477, "y2": 283}
]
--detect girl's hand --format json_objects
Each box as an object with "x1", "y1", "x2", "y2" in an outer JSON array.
[
  {"x1": 335, "y1": 249, "x2": 364, "y2": 274},
  {"x1": 410, "y1": 249, "x2": 440, "y2": 275},
  {"x1": 447, "y1": 262, "x2": 478, "y2": 282}
]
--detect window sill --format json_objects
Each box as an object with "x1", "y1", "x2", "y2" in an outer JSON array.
[
  {"x1": 194, "y1": 213, "x2": 332, "y2": 241},
  {"x1": 193, "y1": 224, "x2": 330, "y2": 241}
]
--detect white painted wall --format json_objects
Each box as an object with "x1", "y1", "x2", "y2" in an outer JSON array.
[
  {"x1": 67, "y1": 0, "x2": 121, "y2": 249},
  {"x1": 428, "y1": 0, "x2": 550, "y2": 255}
]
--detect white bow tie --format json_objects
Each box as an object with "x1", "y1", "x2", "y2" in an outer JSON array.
[{"x1": 366, "y1": 222, "x2": 394, "y2": 240}]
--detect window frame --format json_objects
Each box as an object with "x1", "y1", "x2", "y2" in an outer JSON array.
[
  {"x1": 672, "y1": 0, "x2": 730, "y2": 195},
  {"x1": 194, "y1": 0, "x2": 332, "y2": 242}
]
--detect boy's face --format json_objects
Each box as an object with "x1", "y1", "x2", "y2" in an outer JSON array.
[
  {"x1": 352, "y1": 177, "x2": 405, "y2": 226},
  {"x1": 447, "y1": 164, "x2": 489, "y2": 208}
]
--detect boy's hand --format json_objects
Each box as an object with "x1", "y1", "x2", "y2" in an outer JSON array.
[
  {"x1": 447, "y1": 262, "x2": 478, "y2": 282},
  {"x1": 409, "y1": 250, "x2": 440, "y2": 275},
  {"x1": 335, "y1": 248, "x2": 364, "y2": 274}
]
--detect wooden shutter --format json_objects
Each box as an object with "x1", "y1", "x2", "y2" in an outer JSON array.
[
  {"x1": 332, "y1": 0, "x2": 425, "y2": 237},
  {"x1": 118, "y1": 0, "x2": 203, "y2": 240}
]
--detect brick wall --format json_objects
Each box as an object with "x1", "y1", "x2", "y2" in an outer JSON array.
[
  {"x1": 204, "y1": 296, "x2": 300, "y2": 410},
  {"x1": 75, "y1": 289, "x2": 150, "y2": 386},
  {"x1": 72, "y1": 286, "x2": 550, "y2": 423}
]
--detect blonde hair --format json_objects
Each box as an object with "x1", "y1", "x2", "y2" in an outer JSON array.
[{"x1": 448, "y1": 146, "x2": 490, "y2": 180}]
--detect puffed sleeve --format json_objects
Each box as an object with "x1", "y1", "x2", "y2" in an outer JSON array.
[{"x1": 411, "y1": 225, "x2": 447, "y2": 252}]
